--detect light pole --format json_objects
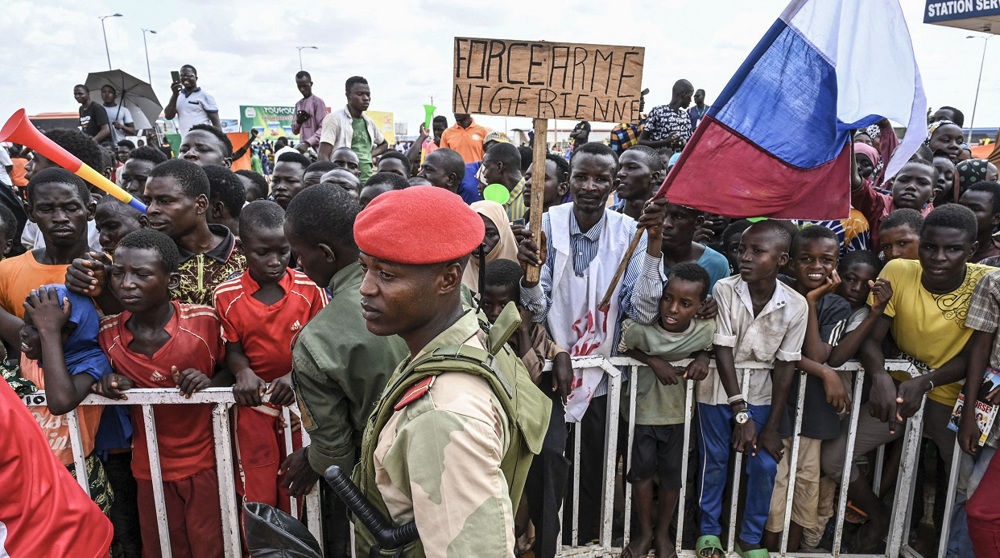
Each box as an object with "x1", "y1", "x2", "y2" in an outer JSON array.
[
  {"x1": 296, "y1": 46, "x2": 318, "y2": 71},
  {"x1": 99, "y1": 13, "x2": 123, "y2": 71},
  {"x1": 966, "y1": 35, "x2": 992, "y2": 143},
  {"x1": 141, "y1": 29, "x2": 157, "y2": 85}
]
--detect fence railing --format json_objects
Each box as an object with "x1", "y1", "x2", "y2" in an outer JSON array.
[
  {"x1": 22, "y1": 388, "x2": 322, "y2": 558},
  {"x1": 22, "y1": 356, "x2": 957, "y2": 558}
]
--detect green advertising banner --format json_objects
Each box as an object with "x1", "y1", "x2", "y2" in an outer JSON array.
[{"x1": 239, "y1": 105, "x2": 299, "y2": 140}]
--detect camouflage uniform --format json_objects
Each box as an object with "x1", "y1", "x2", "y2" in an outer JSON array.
[{"x1": 355, "y1": 307, "x2": 551, "y2": 558}]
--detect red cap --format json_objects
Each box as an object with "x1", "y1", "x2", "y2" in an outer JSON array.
[{"x1": 354, "y1": 186, "x2": 485, "y2": 264}]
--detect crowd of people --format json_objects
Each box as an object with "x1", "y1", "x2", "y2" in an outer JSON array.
[{"x1": 3, "y1": 63, "x2": 1000, "y2": 558}]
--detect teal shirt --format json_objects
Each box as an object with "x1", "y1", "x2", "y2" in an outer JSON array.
[
  {"x1": 291, "y1": 262, "x2": 409, "y2": 475},
  {"x1": 351, "y1": 117, "x2": 374, "y2": 182}
]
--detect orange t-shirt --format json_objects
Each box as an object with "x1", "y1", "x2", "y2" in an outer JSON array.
[
  {"x1": 439, "y1": 121, "x2": 489, "y2": 164},
  {"x1": 20, "y1": 358, "x2": 104, "y2": 466},
  {"x1": 11, "y1": 157, "x2": 28, "y2": 187},
  {"x1": 0, "y1": 251, "x2": 72, "y2": 318}
]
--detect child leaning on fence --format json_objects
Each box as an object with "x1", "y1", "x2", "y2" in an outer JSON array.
[
  {"x1": 213, "y1": 201, "x2": 328, "y2": 513},
  {"x1": 94, "y1": 230, "x2": 227, "y2": 558},
  {"x1": 696, "y1": 220, "x2": 807, "y2": 558},
  {"x1": 617, "y1": 262, "x2": 715, "y2": 558}
]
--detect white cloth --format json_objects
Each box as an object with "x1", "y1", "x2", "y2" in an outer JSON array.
[
  {"x1": 699, "y1": 275, "x2": 807, "y2": 406},
  {"x1": 102, "y1": 104, "x2": 134, "y2": 145},
  {"x1": 21, "y1": 221, "x2": 102, "y2": 254},
  {"x1": 779, "y1": 0, "x2": 926, "y2": 179},
  {"x1": 318, "y1": 106, "x2": 385, "y2": 150},
  {"x1": 544, "y1": 203, "x2": 632, "y2": 422},
  {"x1": 0, "y1": 149, "x2": 11, "y2": 187},
  {"x1": 175, "y1": 88, "x2": 218, "y2": 138}
]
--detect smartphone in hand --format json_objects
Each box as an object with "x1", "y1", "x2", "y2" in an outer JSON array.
[{"x1": 170, "y1": 70, "x2": 180, "y2": 84}]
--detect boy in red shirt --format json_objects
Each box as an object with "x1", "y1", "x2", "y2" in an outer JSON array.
[
  {"x1": 95, "y1": 229, "x2": 226, "y2": 558},
  {"x1": 213, "y1": 200, "x2": 327, "y2": 510}
]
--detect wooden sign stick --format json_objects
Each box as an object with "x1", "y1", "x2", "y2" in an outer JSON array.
[{"x1": 525, "y1": 118, "x2": 548, "y2": 284}]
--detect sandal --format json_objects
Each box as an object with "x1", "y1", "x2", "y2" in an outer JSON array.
[
  {"x1": 696, "y1": 535, "x2": 725, "y2": 558},
  {"x1": 734, "y1": 541, "x2": 770, "y2": 558},
  {"x1": 845, "y1": 501, "x2": 869, "y2": 524}
]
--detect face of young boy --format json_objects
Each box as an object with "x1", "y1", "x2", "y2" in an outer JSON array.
[
  {"x1": 480, "y1": 284, "x2": 517, "y2": 324},
  {"x1": 661, "y1": 203, "x2": 703, "y2": 248},
  {"x1": 932, "y1": 157, "x2": 955, "y2": 199},
  {"x1": 243, "y1": 226, "x2": 291, "y2": 285},
  {"x1": 19, "y1": 314, "x2": 42, "y2": 360},
  {"x1": 792, "y1": 236, "x2": 839, "y2": 291},
  {"x1": 919, "y1": 225, "x2": 976, "y2": 292},
  {"x1": 110, "y1": 247, "x2": 177, "y2": 313},
  {"x1": 570, "y1": 153, "x2": 617, "y2": 216},
  {"x1": 284, "y1": 221, "x2": 334, "y2": 287},
  {"x1": 959, "y1": 190, "x2": 998, "y2": 238},
  {"x1": 271, "y1": 162, "x2": 307, "y2": 209},
  {"x1": 837, "y1": 262, "x2": 877, "y2": 309},
  {"x1": 95, "y1": 205, "x2": 143, "y2": 254},
  {"x1": 879, "y1": 225, "x2": 920, "y2": 261},
  {"x1": 144, "y1": 175, "x2": 206, "y2": 241},
  {"x1": 29, "y1": 182, "x2": 93, "y2": 249},
  {"x1": 658, "y1": 278, "x2": 704, "y2": 333},
  {"x1": 737, "y1": 227, "x2": 789, "y2": 283},
  {"x1": 891, "y1": 164, "x2": 935, "y2": 211},
  {"x1": 179, "y1": 130, "x2": 229, "y2": 167},
  {"x1": 121, "y1": 159, "x2": 156, "y2": 198}
]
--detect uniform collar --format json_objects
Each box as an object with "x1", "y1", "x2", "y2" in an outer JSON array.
[
  {"x1": 329, "y1": 261, "x2": 362, "y2": 295},
  {"x1": 413, "y1": 309, "x2": 482, "y2": 359}
]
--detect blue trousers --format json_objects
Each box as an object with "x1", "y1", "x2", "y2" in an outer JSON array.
[{"x1": 696, "y1": 403, "x2": 778, "y2": 546}]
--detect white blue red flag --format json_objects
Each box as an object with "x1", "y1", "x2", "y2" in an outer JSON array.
[{"x1": 659, "y1": 0, "x2": 927, "y2": 219}]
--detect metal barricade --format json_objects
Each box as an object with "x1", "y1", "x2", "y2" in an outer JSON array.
[
  {"x1": 21, "y1": 357, "x2": 964, "y2": 558},
  {"x1": 22, "y1": 388, "x2": 323, "y2": 558},
  {"x1": 552, "y1": 356, "x2": 957, "y2": 558}
]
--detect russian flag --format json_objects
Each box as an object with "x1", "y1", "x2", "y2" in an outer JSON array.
[{"x1": 659, "y1": 0, "x2": 927, "y2": 220}]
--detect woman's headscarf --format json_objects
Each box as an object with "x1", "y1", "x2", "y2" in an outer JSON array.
[
  {"x1": 853, "y1": 142, "x2": 880, "y2": 167},
  {"x1": 463, "y1": 200, "x2": 519, "y2": 293},
  {"x1": 925, "y1": 120, "x2": 958, "y2": 145},
  {"x1": 956, "y1": 159, "x2": 991, "y2": 194}
]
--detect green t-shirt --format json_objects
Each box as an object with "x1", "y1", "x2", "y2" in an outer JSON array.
[
  {"x1": 619, "y1": 318, "x2": 716, "y2": 425},
  {"x1": 351, "y1": 118, "x2": 373, "y2": 182}
]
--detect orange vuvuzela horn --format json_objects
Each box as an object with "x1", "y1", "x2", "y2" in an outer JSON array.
[{"x1": 0, "y1": 109, "x2": 147, "y2": 213}]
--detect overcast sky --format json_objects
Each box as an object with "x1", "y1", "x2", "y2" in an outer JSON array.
[{"x1": 3, "y1": 0, "x2": 997, "y2": 138}]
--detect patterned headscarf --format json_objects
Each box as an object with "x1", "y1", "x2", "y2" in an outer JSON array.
[
  {"x1": 866, "y1": 123, "x2": 881, "y2": 140},
  {"x1": 925, "y1": 120, "x2": 958, "y2": 145},
  {"x1": 956, "y1": 159, "x2": 991, "y2": 193}
]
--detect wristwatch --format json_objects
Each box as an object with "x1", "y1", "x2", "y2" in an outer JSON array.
[{"x1": 734, "y1": 409, "x2": 752, "y2": 425}]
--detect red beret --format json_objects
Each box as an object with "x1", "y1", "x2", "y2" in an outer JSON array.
[{"x1": 354, "y1": 186, "x2": 485, "y2": 265}]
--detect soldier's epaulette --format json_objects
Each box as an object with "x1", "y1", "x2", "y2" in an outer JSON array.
[{"x1": 394, "y1": 376, "x2": 435, "y2": 410}]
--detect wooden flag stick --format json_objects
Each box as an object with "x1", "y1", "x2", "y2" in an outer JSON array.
[
  {"x1": 598, "y1": 225, "x2": 645, "y2": 310},
  {"x1": 525, "y1": 118, "x2": 549, "y2": 284}
]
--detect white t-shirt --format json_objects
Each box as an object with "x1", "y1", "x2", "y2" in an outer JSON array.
[
  {"x1": 0, "y1": 149, "x2": 12, "y2": 187},
  {"x1": 175, "y1": 88, "x2": 218, "y2": 137},
  {"x1": 103, "y1": 104, "x2": 134, "y2": 145}
]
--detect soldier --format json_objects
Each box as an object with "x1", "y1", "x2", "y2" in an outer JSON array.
[{"x1": 351, "y1": 186, "x2": 551, "y2": 557}]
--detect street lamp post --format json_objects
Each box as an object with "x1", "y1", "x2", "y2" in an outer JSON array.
[
  {"x1": 142, "y1": 29, "x2": 157, "y2": 85},
  {"x1": 99, "y1": 13, "x2": 123, "y2": 71},
  {"x1": 296, "y1": 46, "x2": 318, "y2": 71},
  {"x1": 966, "y1": 35, "x2": 992, "y2": 142}
]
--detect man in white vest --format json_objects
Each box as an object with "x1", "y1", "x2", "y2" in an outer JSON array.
[{"x1": 517, "y1": 141, "x2": 667, "y2": 543}]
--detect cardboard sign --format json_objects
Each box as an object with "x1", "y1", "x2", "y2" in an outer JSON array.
[{"x1": 453, "y1": 38, "x2": 645, "y2": 123}]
